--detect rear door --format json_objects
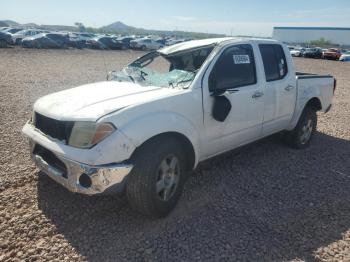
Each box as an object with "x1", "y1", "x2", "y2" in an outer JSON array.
[
  {"x1": 258, "y1": 44, "x2": 296, "y2": 135},
  {"x1": 201, "y1": 43, "x2": 265, "y2": 157}
]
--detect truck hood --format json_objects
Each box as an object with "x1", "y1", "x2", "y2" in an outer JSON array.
[{"x1": 34, "y1": 81, "x2": 180, "y2": 121}]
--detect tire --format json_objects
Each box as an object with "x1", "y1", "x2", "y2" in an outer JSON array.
[
  {"x1": 284, "y1": 106, "x2": 317, "y2": 149},
  {"x1": 0, "y1": 40, "x2": 7, "y2": 48},
  {"x1": 35, "y1": 41, "x2": 42, "y2": 49},
  {"x1": 126, "y1": 136, "x2": 187, "y2": 218}
]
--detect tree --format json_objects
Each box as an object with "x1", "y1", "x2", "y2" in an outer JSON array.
[
  {"x1": 310, "y1": 37, "x2": 332, "y2": 47},
  {"x1": 74, "y1": 22, "x2": 86, "y2": 32}
]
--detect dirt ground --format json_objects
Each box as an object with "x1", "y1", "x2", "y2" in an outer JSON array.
[{"x1": 0, "y1": 47, "x2": 349, "y2": 262}]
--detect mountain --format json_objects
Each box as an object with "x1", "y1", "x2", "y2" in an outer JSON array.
[
  {"x1": 99, "y1": 21, "x2": 225, "y2": 38},
  {"x1": 101, "y1": 21, "x2": 135, "y2": 33},
  {"x1": 1, "y1": 20, "x2": 19, "y2": 27},
  {"x1": 0, "y1": 19, "x2": 225, "y2": 38}
]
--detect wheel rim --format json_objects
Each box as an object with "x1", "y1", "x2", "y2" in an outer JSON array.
[
  {"x1": 156, "y1": 154, "x2": 180, "y2": 201},
  {"x1": 300, "y1": 119, "x2": 313, "y2": 144}
]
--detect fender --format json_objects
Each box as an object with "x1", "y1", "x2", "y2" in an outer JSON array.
[
  {"x1": 286, "y1": 84, "x2": 322, "y2": 130},
  {"x1": 116, "y1": 111, "x2": 201, "y2": 167}
]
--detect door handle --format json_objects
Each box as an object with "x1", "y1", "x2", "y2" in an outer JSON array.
[
  {"x1": 252, "y1": 91, "x2": 264, "y2": 99},
  {"x1": 226, "y1": 88, "x2": 239, "y2": 94},
  {"x1": 285, "y1": 85, "x2": 295, "y2": 91}
]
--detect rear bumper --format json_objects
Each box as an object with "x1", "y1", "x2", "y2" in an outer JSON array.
[{"x1": 29, "y1": 139, "x2": 133, "y2": 195}]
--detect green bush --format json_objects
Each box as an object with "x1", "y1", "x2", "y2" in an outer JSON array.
[{"x1": 310, "y1": 37, "x2": 332, "y2": 47}]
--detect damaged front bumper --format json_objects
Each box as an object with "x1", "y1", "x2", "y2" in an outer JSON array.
[{"x1": 29, "y1": 140, "x2": 133, "y2": 195}]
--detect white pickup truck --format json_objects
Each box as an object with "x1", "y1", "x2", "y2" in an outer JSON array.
[{"x1": 23, "y1": 38, "x2": 335, "y2": 217}]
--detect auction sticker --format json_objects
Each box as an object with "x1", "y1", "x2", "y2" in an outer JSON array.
[{"x1": 233, "y1": 55, "x2": 250, "y2": 64}]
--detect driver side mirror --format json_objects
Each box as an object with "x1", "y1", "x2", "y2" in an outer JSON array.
[{"x1": 209, "y1": 72, "x2": 232, "y2": 122}]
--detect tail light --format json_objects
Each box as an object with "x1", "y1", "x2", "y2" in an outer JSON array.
[{"x1": 333, "y1": 78, "x2": 337, "y2": 94}]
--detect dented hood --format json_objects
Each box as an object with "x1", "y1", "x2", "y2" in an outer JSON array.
[{"x1": 34, "y1": 81, "x2": 179, "y2": 121}]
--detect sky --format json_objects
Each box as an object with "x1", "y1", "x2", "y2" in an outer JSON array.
[{"x1": 1, "y1": 0, "x2": 350, "y2": 36}]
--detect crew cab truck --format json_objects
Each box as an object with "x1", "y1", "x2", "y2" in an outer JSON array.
[{"x1": 22, "y1": 38, "x2": 335, "y2": 217}]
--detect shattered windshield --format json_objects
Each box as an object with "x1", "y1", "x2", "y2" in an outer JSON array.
[{"x1": 109, "y1": 46, "x2": 214, "y2": 88}]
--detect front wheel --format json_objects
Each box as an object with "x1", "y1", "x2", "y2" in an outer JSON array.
[
  {"x1": 284, "y1": 106, "x2": 317, "y2": 149},
  {"x1": 126, "y1": 137, "x2": 187, "y2": 218}
]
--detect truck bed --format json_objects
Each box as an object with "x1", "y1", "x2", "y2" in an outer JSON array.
[
  {"x1": 296, "y1": 72, "x2": 334, "y2": 79},
  {"x1": 295, "y1": 72, "x2": 334, "y2": 113}
]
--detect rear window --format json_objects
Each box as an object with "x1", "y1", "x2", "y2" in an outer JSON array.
[{"x1": 259, "y1": 44, "x2": 288, "y2": 82}]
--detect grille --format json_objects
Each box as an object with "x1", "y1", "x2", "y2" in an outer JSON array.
[
  {"x1": 34, "y1": 112, "x2": 74, "y2": 143},
  {"x1": 33, "y1": 144, "x2": 68, "y2": 178}
]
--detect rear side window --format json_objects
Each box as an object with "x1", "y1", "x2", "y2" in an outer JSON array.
[
  {"x1": 259, "y1": 44, "x2": 288, "y2": 82},
  {"x1": 209, "y1": 44, "x2": 256, "y2": 91}
]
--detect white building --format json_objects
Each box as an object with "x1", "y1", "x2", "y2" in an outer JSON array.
[{"x1": 272, "y1": 27, "x2": 350, "y2": 46}]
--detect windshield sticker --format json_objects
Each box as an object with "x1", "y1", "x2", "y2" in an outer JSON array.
[{"x1": 233, "y1": 55, "x2": 250, "y2": 64}]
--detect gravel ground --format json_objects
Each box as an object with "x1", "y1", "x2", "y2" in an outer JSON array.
[{"x1": 0, "y1": 47, "x2": 349, "y2": 262}]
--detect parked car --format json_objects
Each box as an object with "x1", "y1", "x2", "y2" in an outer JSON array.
[
  {"x1": 166, "y1": 38, "x2": 185, "y2": 46},
  {"x1": 0, "y1": 27, "x2": 11, "y2": 32},
  {"x1": 154, "y1": 38, "x2": 166, "y2": 46},
  {"x1": 86, "y1": 36, "x2": 127, "y2": 50},
  {"x1": 0, "y1": 31, "x2": 12, "y2": 48},
  {"x1": 290, "y1": 48, "x2": 302, "y2": 57},
  {"x1": 1, "y1": 28, "x2": 23, "y2": 37},
  {"x1": 303, "y1": 48, "x2": 323, "y2": 58},
  {"x1": 116, "y1": 36, "x2": 135, "y2": 48},
  {"x1": 22, "y1": 38, "x2": 335, "y2": 217},
  {"x1": 323, "y1": 48, "x2": 342, "y2": 60},
  {"x1": 22, "y1": 33, "x2": 69, "y2": 49},
  {"x1": 67, "y1": 33, "x2": 95, "y2": 48},
  {"x1": 130, "y1": 38, "x2": 164, "y2": 50},
  {"x1": 69, "y1": 32, "x2": 95, "y2": 43},
  {"x1": 11, "y1": 29, "x2": 48, "y2": 45},
  {"x1": 339, "y1": 51, "x2": 350, "y2": 62}
]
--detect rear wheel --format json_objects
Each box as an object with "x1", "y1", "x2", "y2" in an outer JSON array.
[
  {"x1": 126, "y1": 137, "x2": 187, "y2": 218},
  {"x1": 284, "y1": 106, "x2": 317, "y2": 149}
]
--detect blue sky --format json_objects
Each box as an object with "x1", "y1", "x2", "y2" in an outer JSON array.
[{"x1": 1, "y1": 0, "x2": 350, "y2": 36}]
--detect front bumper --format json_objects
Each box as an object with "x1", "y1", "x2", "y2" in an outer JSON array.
[{"x1": 29, "y1": 139, "x2": 133, "y2": 195}]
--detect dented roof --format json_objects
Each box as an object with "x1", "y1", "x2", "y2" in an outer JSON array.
[
  {"x1": 159, "y1": 37, "x2": 232, "y2": 55},
  {"x1": 158, "y1": 37, "x2": 277, "y2": 55}
]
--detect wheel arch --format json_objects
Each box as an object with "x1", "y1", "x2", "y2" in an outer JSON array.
[
  {"x1": 305, "y1": 97, "x2": 322, "y2": 111},
  {"x1": 287, "y1": 96, "x2": 322, "y2": 131},
  {"x1": 131, "y1": 132, "x2": 196, "y2": 171}
]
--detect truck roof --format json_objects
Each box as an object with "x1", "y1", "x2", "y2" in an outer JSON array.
[{"x1": 159, "y1": 37, "x2": 278, "y2": 55}]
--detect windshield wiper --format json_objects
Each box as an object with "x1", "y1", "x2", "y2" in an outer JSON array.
[
  {"x1": 128, "y1": 74, "x2": 135, "y2": 83},
  {"x1": 140, "y1": 70, "x2": 148, "y2": 81}
]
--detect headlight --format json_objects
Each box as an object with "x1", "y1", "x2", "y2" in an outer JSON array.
[{"x1": 68, "y1": 122, "x2": 116, "y2": 149}]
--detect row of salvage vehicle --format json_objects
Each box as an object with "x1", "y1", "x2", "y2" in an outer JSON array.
[
  {"x1": 0, "y1": 27, "x2": 191, "y2": 50},
  {"x1": 289, "y1": 46, "x2": 350, "y2": 62}
]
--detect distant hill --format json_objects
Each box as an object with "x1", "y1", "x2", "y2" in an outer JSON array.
[
  {"x1": 0, "y1": 21, "x2": 8, "y2": 27},
  {"x1": 101, "y1": 21, "x2": 135, "y2": 33},
  {"x1": 100, "y1": 21, "x2": 225, "y2": 39},
  {"x1": 0, "y1": 19, "x2": 225, "y2": 39},
  {"x1": 1, "y1": 20, "x2": 19, "y2": 27}
]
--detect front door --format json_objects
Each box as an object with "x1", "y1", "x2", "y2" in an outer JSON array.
[{"x1": 201, "y1": 43, "x2": 265, "y2": 158}]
